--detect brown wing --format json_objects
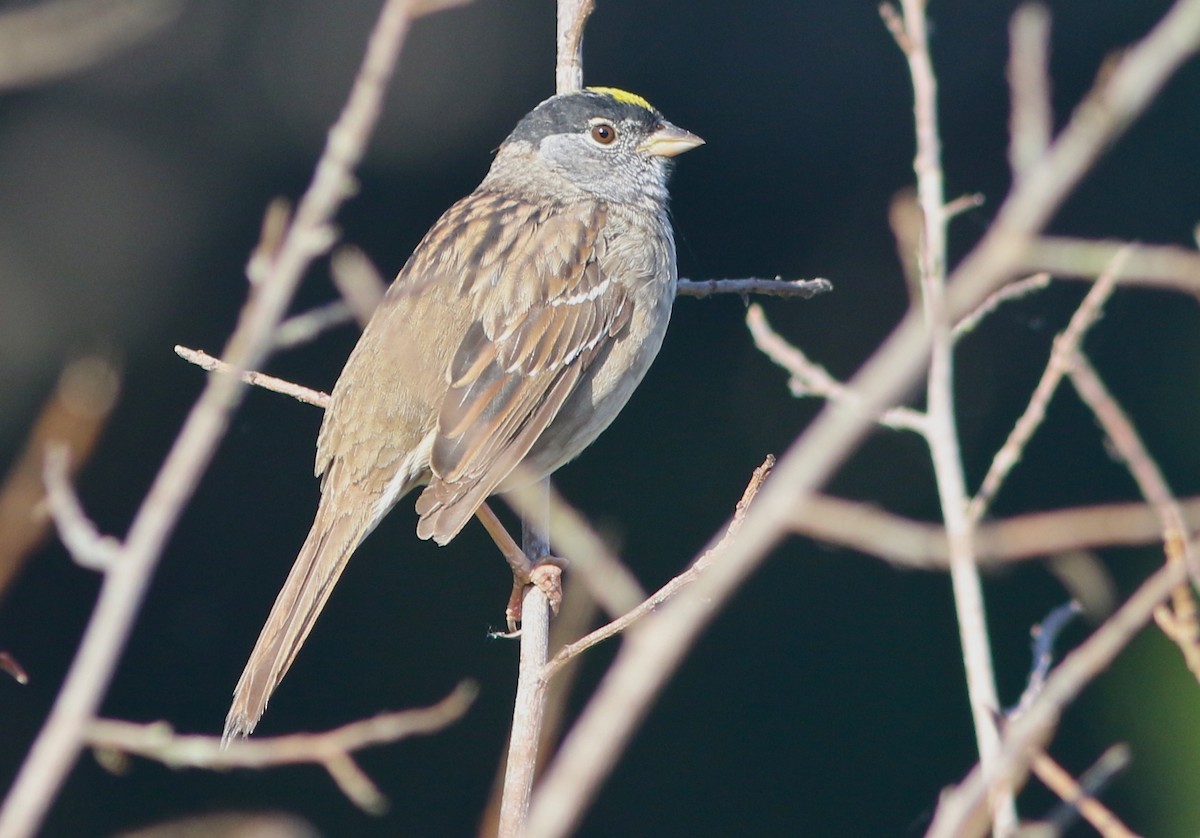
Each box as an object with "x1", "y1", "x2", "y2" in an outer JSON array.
[{"x1": 413, "y1": 198, "x2": 631, "y2": 544}]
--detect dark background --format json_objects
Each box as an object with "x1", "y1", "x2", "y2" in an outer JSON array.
[{"x1": 2, "y1": 0, "x2": 1200, "y2": 835}]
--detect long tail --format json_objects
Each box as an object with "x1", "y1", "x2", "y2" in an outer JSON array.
[{"x1": 223, "y1": 500, "x2": 371, "y2": 743}]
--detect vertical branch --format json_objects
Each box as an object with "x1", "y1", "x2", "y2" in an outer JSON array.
[
  {"x1": 555, "y1": 0, "x2": 593, "y2": 94},
  {"x1": 888, "y1": 0, "x2": 1014, "y2": 832},
  {"x1": 497, "y1": 2, "x2": 592, "y2": 834},
  {"x1": 497, "y1": 482, "x2": 552, "y2": 838},
  {"x1": 0, "y1": 3, "x2": 419, "y2": 837}
]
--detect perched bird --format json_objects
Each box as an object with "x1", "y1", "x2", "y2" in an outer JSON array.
[{"x1": 224, "y1": 87, "x2": 703, "y2": 740}]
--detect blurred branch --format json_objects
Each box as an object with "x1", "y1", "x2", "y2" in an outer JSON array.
[
  {"x1": 0, "y1": 1, "x2": 433, "y2": 834},
  {"x1": 0, "y1": 0, "x2": 181, "y2": 91},
  {"x1": 87, "y1": 682, "x2": 477, "y2": 815},
  {"x1": 1030, "y1": 747, "x2": 1137, "y2": 838},
  {"x1": 791, "y1": 492, "x2": 1200, "y2": 570},
  {"x1": 1007, "y1": 4, "x2": 1053, "y2": 178},
  {"x1": 0, "y1": 356, "x2": 120, "y2": 597},
  {"x1": 1024, "y1": 236, "x2": 1200, "y2": 292}
]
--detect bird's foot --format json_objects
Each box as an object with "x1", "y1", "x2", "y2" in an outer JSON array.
[{"x1": 505, "y1": 556, "x2": 564, "y2": 632}]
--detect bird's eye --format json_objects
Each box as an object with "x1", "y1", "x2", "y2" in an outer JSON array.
[{"x1": 590, "y1": 123, "x2": 617, "y2": 145}]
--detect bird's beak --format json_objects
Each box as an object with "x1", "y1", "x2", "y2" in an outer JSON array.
[{"x1": 639, "y1": 121, "x2": 705, "y2": 158}]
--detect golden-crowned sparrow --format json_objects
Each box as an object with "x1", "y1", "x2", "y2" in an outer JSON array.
[{"x1": 224, "y1": 87, "x2": 702, "y2": 740}]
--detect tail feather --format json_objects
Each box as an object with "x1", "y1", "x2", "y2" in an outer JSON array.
[{"x1": 223, "y1": 503, "x2": 370, "y2": 744}]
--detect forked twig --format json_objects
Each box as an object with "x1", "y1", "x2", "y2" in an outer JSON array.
[
  {"x1": 967, "y1": 248, "x2": 1129, "y2": 524},
  {"x1": 87, "y1": 682, "x2": 477, "y2": 814}
]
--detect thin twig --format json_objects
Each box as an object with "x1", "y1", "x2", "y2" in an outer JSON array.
[
  {"x1": 967, "y1": 248, "x2": 1129, "y2": 524},
  {"x1": 746, "y1": 305, "x2": 928, "y2": 433},
  {"x1": 1066, "y1": 350, "x2": 1200, "y2": 678},
  {"x1": 542, "y1": 457, "x2": 774, "y2": 681},
  {"x1": 0, "y1": 355, "x2": 120, "y2": 597},
  {"x1": 1030, "y1": 747, "x2": 1139, "y2": 838},
  {"x1": 174, "y1": 346, "x2": 330, "y2": 408},
  {"x1": 0, "y1": 3, "x2": 426, "y2": 835},
  {"x1": 498, "y1": 580, "x2": 551, "y2": 838},
  {"x1": 676, "y1": 277, "x2": 832, "y2": 299},
  {"x1": 951, "y1": 272, "x2": 1052, "y2": 340},
  {"x1": 41, "y1": 446, "x2": 122, "y2": 571},
  {"x1": 944, "y1": 192, "x2": 986, "y2": 220},
  {"x1": 86, "y1": 682, "x2": 477, "y2": 815}
]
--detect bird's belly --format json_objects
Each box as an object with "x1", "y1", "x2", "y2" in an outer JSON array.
[{"x1": 508, "y1": 289, "x2": 672, "y2": 485}]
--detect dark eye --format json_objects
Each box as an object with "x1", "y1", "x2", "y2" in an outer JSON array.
[{"x1": 590, "y1": 122, "x2": 617, "y2": 145}]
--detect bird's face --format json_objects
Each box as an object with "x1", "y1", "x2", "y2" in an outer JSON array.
[{"x1": 488, "y1": 87, "x2": 704, "y2": 209}]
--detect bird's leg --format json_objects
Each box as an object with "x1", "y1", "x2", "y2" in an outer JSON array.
[{"x1": 474, "y1": 502, "x2": 563, "y2": 631}]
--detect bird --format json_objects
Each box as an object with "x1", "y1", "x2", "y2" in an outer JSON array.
[{"x1": 223, "y1": 87, "x2": 703, "y2": 741}]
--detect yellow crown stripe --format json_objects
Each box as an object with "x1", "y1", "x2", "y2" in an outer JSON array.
[{"x1": 585, "y1": 86, "x2": 656, "y2": 112}]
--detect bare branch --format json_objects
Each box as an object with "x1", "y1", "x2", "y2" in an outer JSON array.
[
  {"x1": 1030, "y1": 747, "x2": 1137, "y2": 838},
  {"x1": 676, "y1": 277, "x2": 832, "y2": 300},
  {"x1": 951, "y1": 272, "x2": 1052, "y2": 340},
  {"x1": 86, "y1": 682, "x2": 477, "y2": 815},
  {"x1": 1066, "y1": 351, "x2": 1200, "y2": 678},
  {"x1": 0, "y1": 653, "x2": 29, "y2": 686},
  {"x1": 0, "y1": 355, "x2": 120, "y2": 597},
  {"x1": 542, "y1": 457, "x2": 774, "y2": 681},
  {"x1": 174, "y1": 346, "x2": 330, "y2": 408},
  {"x1": 746, "y1": 305, "x2": 928, "y2": 433},
  {"x1": 41, "y1": 446, "x2": 121, "y2": 571},
  {"x1": 497, "y1": 2, "x2": 594, "y2": 833},
  {"x1": 1023, "y1": 235, "x2": 1200, "y2": 292},
  {"x1": 273, "y1": 301, "x2": 356, "y2": 350},
  {"x1": 792, "y1": 493, "x2": 1200, "y2": 570},
  {"x1": 554, "y1": 0, "x2": 594, "y2": 94},
  {"x1": 967, "y1": 247, "x2": 1129, "y2": 523}
]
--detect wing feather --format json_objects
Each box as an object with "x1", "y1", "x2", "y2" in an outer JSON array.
[{"x1": 413, "y1": 200, "x2": 629, "y2": 543}]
